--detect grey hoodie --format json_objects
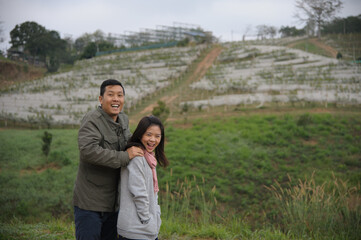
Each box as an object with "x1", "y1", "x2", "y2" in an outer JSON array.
[{"x1": 117, "y1": 156, "x2": 161, "y2": 240}]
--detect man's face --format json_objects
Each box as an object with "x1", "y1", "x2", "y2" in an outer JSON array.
[{"x1": 99, "y1": 85, "x2": 124, "y2": 121}]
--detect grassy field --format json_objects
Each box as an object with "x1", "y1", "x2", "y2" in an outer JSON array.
[
  {"x1": 0, "y1": 110, "x2": 360, "y2": 239},
  {"x1": 1, "y1": 35, "x2": 360, "y2": 239}
]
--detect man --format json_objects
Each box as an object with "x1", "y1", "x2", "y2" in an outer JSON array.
[{"x1": 73, "y1": 79, "x2": 144, "y2": 240}]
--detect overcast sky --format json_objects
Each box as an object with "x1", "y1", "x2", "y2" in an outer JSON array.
[{"x1": 0, "y1": 0, "x2": 360, "y2": 51}]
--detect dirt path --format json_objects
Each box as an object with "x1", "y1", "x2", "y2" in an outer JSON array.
[
  {"x1": 186, "y1": 45, "x2": 222, "y2": 84},
  {"x1": 309, "y1": 38, "x2": 338, "y2": 58},
  {"x1": 131, "y1": 45, "x2": 223, "y2": 122},
  {"x1": 287, "y1": 38, "x2": 338, "y2": 58}
]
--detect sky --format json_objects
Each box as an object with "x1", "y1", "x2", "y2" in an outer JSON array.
[{"x1": 0, "y1": 0, "x2": 360, "y2": 52}]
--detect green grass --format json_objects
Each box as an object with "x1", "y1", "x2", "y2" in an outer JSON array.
[
  {"x1": 291, "y1": 40, "x2": 333, "y2": 57},
  {"x1": 0, "y1": 219, "x2": 75, "y2": 240},
  {"x1": 0, "y1": 111, "x2": 360, "y2": 239},
  {"x1": 159, "y1": 113, "x2": 361, "y2": 212}
]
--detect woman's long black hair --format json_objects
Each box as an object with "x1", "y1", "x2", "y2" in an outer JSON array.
[{"x1": 126, "y1": 115, "x2": 169, "y2": 167}]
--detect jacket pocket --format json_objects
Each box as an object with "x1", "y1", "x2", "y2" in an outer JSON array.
[
  {"x1": 140, "y1": 216, "x2": 158, "y2": 236},
  {"x1": 86, "y1": 163, "x2": 118, "y2": 186},
  {"x1": 103, "y1": 135, "x2": 119, "y2": 150}
]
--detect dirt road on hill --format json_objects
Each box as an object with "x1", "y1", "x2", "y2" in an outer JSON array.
[
  {"x1": 131, "y1": 45, "x2": 223, "y2": 122},
  {"x1": 309, "y1": 38, "x2": 338, "y2": 58},
  {"x1": 186, "y1": 45, "x2": 222, "y2": 84},
  {"x1": 288, "y1": 38, "x2": 338, "y2": 58}
]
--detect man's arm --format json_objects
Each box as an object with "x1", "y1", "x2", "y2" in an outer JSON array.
[{"x1": 78, "y1": 119, "x2": 130, "y2": 168}]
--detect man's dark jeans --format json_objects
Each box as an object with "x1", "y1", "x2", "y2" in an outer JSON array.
[
  {"x1": 119, "y1": 236, "x2": 158, "y2": 240},
  {"x1": 74, "y1": 206, "x2": 118, "y2": 240}
]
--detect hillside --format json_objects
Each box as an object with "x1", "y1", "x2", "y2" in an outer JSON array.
[
  {"x1": 0, "y1": 45, "x2": 206, "y2": 126},
  {"x1": 0, "y1": 60, "x2": 46, "y2": 90},
  {"x1": 0, "y1": 36, "x2": 360, "y2": 128},
  {"x1": 0, "y1": 36, "x2": 360, "y2": 239},
  {"x1": 133, "y1": 38, "x2": 360, "y2": 122}
]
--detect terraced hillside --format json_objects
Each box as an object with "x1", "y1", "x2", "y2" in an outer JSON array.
[
  {"x1": 0, "y1": 37, "x2": 360, "y2": 127},
  {"x1": 181, "y1": 42, "x2": 360, "y2": 110},
  {"x1": 0, "y1": 45, "x2": 205, "y2": 125}
]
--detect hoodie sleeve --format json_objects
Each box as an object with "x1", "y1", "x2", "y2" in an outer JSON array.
[{"x1": 127, "y1": 157, "x2": 150, "y2": 222}]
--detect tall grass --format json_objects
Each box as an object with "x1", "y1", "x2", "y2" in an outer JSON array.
[
  {"x1": 158, "y1": 173, "x2": 293, "y2": 239},
  {"x1": 163, "y1": 174, "x2": 217, "y2": 222},
  {"x1": 266, "y1": 172, "x2": 361, "y2": 240}
]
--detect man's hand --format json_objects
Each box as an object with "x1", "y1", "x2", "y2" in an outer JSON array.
[{"x1": 126, "y1": 146, "x2": 144, "y2": 159}]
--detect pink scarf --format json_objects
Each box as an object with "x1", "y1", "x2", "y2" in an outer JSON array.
[{"x1": 143, "y1": 150, "x2": 159, "y2": 193}]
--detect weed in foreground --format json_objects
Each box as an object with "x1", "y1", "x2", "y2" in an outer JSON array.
[{"x1": 266, "y1": 172, "x2": 361, "y2": 240}]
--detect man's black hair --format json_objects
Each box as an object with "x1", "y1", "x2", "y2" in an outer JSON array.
[{"x1": 100, "y1": 79, "x2": 125, "y2": 96}]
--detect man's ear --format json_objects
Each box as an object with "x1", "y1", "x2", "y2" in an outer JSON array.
[{"x1": 99, "y1": 95, "x2": 103, "y2": 105}]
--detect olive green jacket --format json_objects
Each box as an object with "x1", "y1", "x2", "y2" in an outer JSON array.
[{"x1": 73, "y1": 106, "x2": 132, "y2": 212}]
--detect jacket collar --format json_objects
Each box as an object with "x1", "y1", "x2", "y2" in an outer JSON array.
[{"x1": 97, "y1": 106, "x2": 122, "y2": 126}]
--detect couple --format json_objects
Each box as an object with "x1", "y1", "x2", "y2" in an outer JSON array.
[{"x1": 73, "y1": 79, "x2": 169, "y2": 240}]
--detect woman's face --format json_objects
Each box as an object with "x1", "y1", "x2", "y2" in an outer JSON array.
[{"x1": 141, "y1": 125, "x2": 161, "y2": 153}]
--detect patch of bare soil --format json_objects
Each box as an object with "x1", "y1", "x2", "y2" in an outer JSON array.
[
  {"x1": 186, "y1": 46, "x2": 222, "y2": 84},
  {"x1": 20, "y1": 162, "x2": 61, "y2": 175},
  {"x1": 0, "y1": 60, "x2": 46, "y2": 89},
  {"x1": 302, "y1": 139, "x2": 318, "y2": 146},
  {"x1": 309, "y1": 38, "x2": 338, "y2": 58}
]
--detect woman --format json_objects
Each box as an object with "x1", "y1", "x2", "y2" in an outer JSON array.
[{"x1": 117, "y1": 115, "x2": 169, "y2": 240}]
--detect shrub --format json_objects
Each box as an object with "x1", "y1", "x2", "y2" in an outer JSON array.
[
  {"x1": 42, "y1": 131, "x2": 52, "y2": 159},
  {"x1": 152, "y1": 100, "x2": 170, "y2": 123},
  {"x1": 297, "y1": 113, "x2": 312, "y2": 127},
  {"x1": 336, "y1": 52, "x2": 343, "y2": 59}
]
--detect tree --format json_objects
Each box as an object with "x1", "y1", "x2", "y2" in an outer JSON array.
[
  {"x1": 0, "y1": 21, "x2": 4, "y2": 56},
  {"x1": 80, "y1": 42, "x2": 97, "y2": 59},
  {"x1": 295, "y1": 0, "x2": 343, "y2": 38},
  {"x1": 98, "y1": 41, "x2": 116, "y2": 52},
  {"x1": 75, "y1": 30, "x2": 117, "y2": 58},
  {"x1": 279, "y1": 26, "x2": 306, "y2": 37},
  {"x1": 322, "y1": 15, "x2": 361, "y2": 34},
  {"x1": 243, "y1": 25, "x2": 252, "y2": 41},
  {"x1": 256, "y1": 25, "x2": 278, "y2": 39},
  {"x1": 0, "y1": 21, "x2": 4, "y2": 43},
  {"x1": 74, "y1": 33, "x2": 92, "y2": 53},
  {"x1": 9, "y1": 21, "x2": 68, "y2": 72},
  {"x1": 10, "y1": 21, "x2": 47, "y2": 49}
]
